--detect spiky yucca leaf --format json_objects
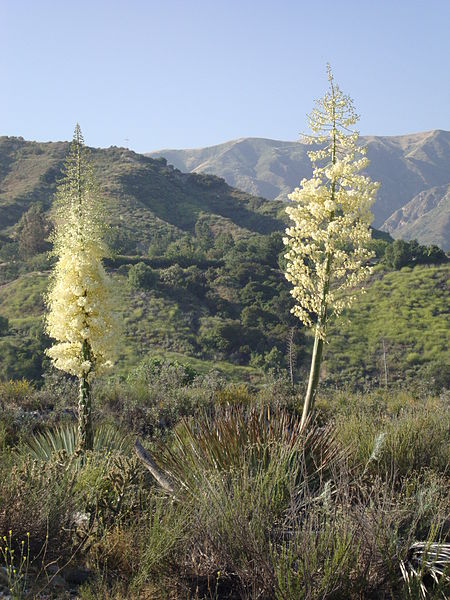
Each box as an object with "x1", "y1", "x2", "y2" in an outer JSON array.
[
  {"x1": 149, "y1": 405, "x2": 340, "y2": 497},
  {"x1": 20, "y1": 422, "x2": 133, "y2": 462}
]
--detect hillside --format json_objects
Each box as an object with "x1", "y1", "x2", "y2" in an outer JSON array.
[
  {"x1": 0, "y1": 255, "x2": 448, "y2": 391},
  {"x1": 0, "y1": 135, "x2": 448, "y2": 391},
  {"x1": 148, "y1": 129, "x2": 450, "y2": 245},
  {"x1": 0, "y1": 136, "x2": 282, "y2": 248},
  {"x1": 383, "y1": 184, "x2": 450, "y2": 250},
  {"x1": 324, "y1": 264, "x2": 450, "y2": 389}
]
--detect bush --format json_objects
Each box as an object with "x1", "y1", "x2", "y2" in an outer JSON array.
[
  {"x1": 95, "y1": 359, "x2": 219, "y2": 437},
  {"x1": 0, "y1": 315, "x2": 8, "y2": 336},
  {"x1": 0, "y1": 452, "x2": 78, "y2": 561},
  {"x1": 1, "y1": 383, "x2": 449, "y2": 598},
  {"x1": 331, "y1": 396, "x2": 449, "y2": 479},
  {"x1": 127, "y1": 262, "x2": 157, "y2": 290}
]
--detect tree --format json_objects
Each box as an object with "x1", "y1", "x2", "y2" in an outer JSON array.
[
  {"x1": 45, "y1": 125, "x2": 117, "y2": 451},
  {"x1": 284, "y1": 66, "x2": 379, "y2": 428},
  {"x1": 384, "y1": 239, "x2": 411, "y2": 269},
  {"x1": 0, "y1": 315, "x2": 8, "y2": 336},
  {"x1": 17, "y1": 204, "x2": 51, "y2": 259},
  {"x1": 128, "y1": 262, "x2": 158, "y2": 290}
]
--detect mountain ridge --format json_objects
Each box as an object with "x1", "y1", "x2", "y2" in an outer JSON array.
[
  {"x1": 148, "y1": 129, "x2": 450, "y2": 247},
  {"x1": 0, "y1": 136, "x2": 282, "y2": 251},
  {"x1": 383, "y1": 184, "x2": 450, "y2": 250}
]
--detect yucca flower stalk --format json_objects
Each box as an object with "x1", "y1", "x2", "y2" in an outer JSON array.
[
  {"x1": 45, "y1": 125, "x2": 117, "y2": 452},
  {"x1": 284, "y1": 66, "x2": 379, "y2": 428}
]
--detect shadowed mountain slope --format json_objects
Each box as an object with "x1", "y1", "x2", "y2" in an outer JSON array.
[
  {"x1": 382, "y1": 184, "x2": 450, "y2": 250},
  {"x1": 148, "y1": 130, "x2": 450, "y2": 243}
]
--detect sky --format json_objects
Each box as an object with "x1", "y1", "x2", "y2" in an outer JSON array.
[{"x1": 1, "y1": 0, "x2": 449, "y2": 153}]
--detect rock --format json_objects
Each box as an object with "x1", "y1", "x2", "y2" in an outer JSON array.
[{"x1": 64, "y1": 566, "x2": 92, "y2": 586}]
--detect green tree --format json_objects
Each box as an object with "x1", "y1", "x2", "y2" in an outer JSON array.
[
  {"x1": 385, "y1": 239, "x2": 411, "y2": 269},
  {"x1": 194, "y1": 214, "x2": 214, "y2": 251},
  {"x1": 284, "y1": 66, "x2": 379, "y2": 428},
  {"x1": 128, "y1": 262, "x2": 158, "y2": 290},
  {"x1": 17, "y1": 205, "x2": 51, "y2": 259},
  {"x1": 45, "y1": 125, "x2": 118, "y2": 451},
  {"x1": 0, "y1": 315, "x2": 8, "y2": 336}
]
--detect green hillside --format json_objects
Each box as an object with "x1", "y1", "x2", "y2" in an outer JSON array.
[
  {"x1": 0, "y1": 136, "x2": 448, "y2": 391},
  {"x1": 324, "y1": 264, "x2": 450, "y2": 389},
  {"x1": 0, "y1": 249, "x2": 448, "y2": 391},
  {"x1": 0, "y1": 136, "x2": 282, "y2": 247}
]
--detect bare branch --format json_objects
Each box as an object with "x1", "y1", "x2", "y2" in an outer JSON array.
[{"x1": 134, "y1": 440, "x2": 174, "y2": 493}]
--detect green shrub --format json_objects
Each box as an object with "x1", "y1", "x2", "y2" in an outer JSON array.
[
  {"x1": 333, "y1": 397, "x2": 450, "y2": 478},
  {"x1": 0, "y1": 453, "x2": 77, "y2": 560},
  {"x1": 0, "y1": 378, "x2": 36, "y2": 410},
  {"x1": 127, "y1": 261, "x2": 157, "y2": 290}
]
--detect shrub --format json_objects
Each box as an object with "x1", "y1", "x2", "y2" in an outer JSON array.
[
  {"x1": 0, "y1": 378, "x2": 35, "y2": 410},
  {"x1": 127, "y1": 262, "x2": 157, "y2": 290},
  {"x1": 333, "y1": 397, "x2": 450, "y2": 479},
  {"x1": 0, "y1": 452, "x2": 78, "y2": 560},
  {"x1": 0, "y1": 315, "x2": 8, "y2": 336},
  {"x1": 19, "y1": 422, "x2": 133, "y2": 462},
  {"x1": 95, "y1": 360, "x2": 219, "y2": 437}
]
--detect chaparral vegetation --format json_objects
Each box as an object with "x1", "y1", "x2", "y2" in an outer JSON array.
[{"x1": 0, "y1": 69, "x2": 448, "y2": 599}]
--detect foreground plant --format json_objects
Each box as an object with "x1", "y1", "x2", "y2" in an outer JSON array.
[
  {"x1": 284, "y1": 65, "x2": 379, "y2": 427},
  {"x1": 45, "y1": 125, "x2": 117, "y2": 451},
  {"x1": 0, "y1": 530, "x2": 30, "y2": 599}
]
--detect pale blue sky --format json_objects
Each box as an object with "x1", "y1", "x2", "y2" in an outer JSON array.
[{"x1": 1, "y1": 0, "x2": 449, "y2": 153}]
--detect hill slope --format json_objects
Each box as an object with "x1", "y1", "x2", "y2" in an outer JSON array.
[
  {"x1": 324, "y1": 264, "x2": 450, "y2": 389},
  {"x1": 0, "y1": 135, "x2": 448, "y2": 390},
  {"x1": 0, "y1": 262, "x2": 448, "y2": 389},
  {"x1": 382, "y1": 184, "x2": 450, "y2": 250},
  {"x1": 148, "y1": 130, "x2": 450, "y2": 242},
  {"x1": 0, "y1": 136, "x2": 282, "y2": 248}
]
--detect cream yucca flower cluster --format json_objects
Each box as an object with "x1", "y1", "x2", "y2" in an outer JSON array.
[
  {"x1": 45, "y1": 125, "x2": 117, "y2": 379},
  {"x1": 284, "y1": 66, "x2": 379, "y2": 338}
]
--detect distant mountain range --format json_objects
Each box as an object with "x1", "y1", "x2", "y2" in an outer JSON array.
[{"x1": 148, "y1": 130, "x2": 450, "y2": 250}]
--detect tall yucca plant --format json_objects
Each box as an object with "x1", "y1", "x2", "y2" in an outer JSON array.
[
  {"x1": 284, "y1": 66, "x2": 379, "y2": 428},
  {"x1": 45, "y1": 125, "x2": 118, "y2": 452}
]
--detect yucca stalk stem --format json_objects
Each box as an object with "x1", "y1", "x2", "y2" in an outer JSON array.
[
  {"x1": 301, "y1": 93, "x2": 336, "y2": 429},
  {"x1": 300, "y1": 263, "x2": 330, "y2": 429},
  {"x1": 78, "y1": 340, "x2": 93, "y2": 452}
]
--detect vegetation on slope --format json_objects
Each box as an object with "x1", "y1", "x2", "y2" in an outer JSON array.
[
  {"x1": 0, "y1": 375, "x2": 448, "y2": 598},
  {"x1": 325, "y1": 264, "x2": 450, "y2": 390},
  {"x1": 0, "y1": 221, "x2": 447, "y2": 391},
  {"x1": 0, "y1": 136, "x2": 282, "y2": 251}
]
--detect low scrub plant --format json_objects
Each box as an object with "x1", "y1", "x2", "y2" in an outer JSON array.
[{"x1": 0, "y1": 530, "x2": 30, "y2": 600}]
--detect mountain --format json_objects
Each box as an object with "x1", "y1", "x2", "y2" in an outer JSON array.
[
  {"x1": 148, "y1": 130, "x2": 450, "y2": 245},
  {"x1": 382, "y1": 184, "x2": 450, "y2": 251},
  {"x1": 0, "y1": 136, "x2": 282, "y2": 249},
  {"x1": 0, "y1": 136, "x2": 448, "y2": 390}
]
